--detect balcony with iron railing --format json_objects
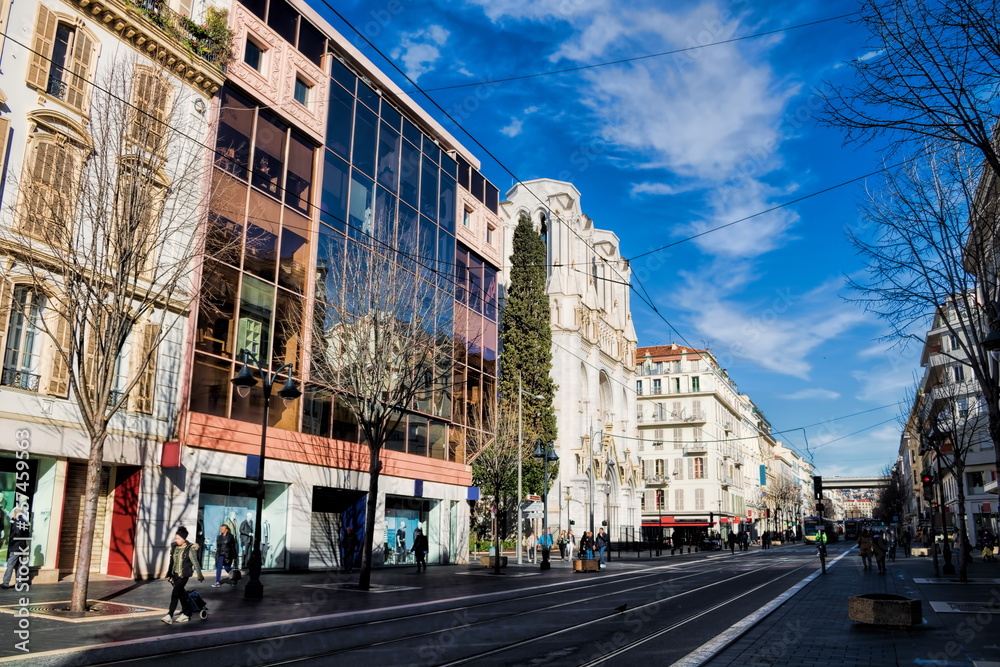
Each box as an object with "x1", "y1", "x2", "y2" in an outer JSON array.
[
  {"x1": 682, "y1": 442, "x2": 708, "y2": 455},
  {"x1": 1, "y1": 368, "x2": 41, "y2": 392}
]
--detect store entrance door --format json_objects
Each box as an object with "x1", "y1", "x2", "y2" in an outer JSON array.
[{"x1": 309, "y1": 487, "x2": 365, "y2": 570}]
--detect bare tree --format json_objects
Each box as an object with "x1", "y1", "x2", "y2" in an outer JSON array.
[
  {"x1": 926, "y1": 374, "x2": 988, "y2": 581},
  {"x1": 309, "y1": 228, "x2": 452, "y2": 591},
  {"x1": 820, "y1": 0, "x2": 1000, "y2": 179},
  {"x1": 767, "y1": 476, "x2": 800, "y2": 537},
  {"x1": 874, "y1": 461, "x2": 911, "y2": 526},
  {"x1": 0, "y1": 60, "x2": 219, "y2": 611},
  {"x1": 466, "y1": 402, "x2": 519, "y2": 573},
  {"x1": 847, "y1": 142, "x2": 1000, "y2": 504}
]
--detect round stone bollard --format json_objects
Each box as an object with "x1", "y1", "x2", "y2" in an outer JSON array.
[{"x1": 848, "y1": 594, "x2": 922, "y2": 627}]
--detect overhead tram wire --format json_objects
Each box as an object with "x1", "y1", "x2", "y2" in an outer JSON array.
[
  {"x1": 319, "y1": 2, "x2": 654, "y2": 312},
  {"x1": 6, "y1": 22, "x2": 891, "y2": 452},
  {"x1": 415, "y1": 13, "x2": 856, "y2": 93}
]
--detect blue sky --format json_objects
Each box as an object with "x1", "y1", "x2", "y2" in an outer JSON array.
[{"x1": 319, "y1": 0, "x2": 916, "y2": 476}]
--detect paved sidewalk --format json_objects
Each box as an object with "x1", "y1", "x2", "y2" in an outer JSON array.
[
  {"x1": 0, "y1": 544, "x2": 752, "y2": 665},
  {"x1": 700, "y1": 547, "x2": 1000, "y2": 667}
]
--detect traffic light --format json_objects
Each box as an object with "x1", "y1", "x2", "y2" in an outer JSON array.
[
  {"x1": 570, "y1": 520, "x2": 576, "y2": 525},
  {"x1": 812, "y1": 476, "x2": 823, "y2": 500},
  {"x1": 922, "y1": 472, "x2": 935, "y2": 502},
  {"x1": 710, "y1": 512, "x2": 714, "y2": 525}
]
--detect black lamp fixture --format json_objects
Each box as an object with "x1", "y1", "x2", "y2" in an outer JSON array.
[
  {"x1": 981, "y1": 303, "x2": 1000, "y2": 352},
  {"x1": 532, "y1": 438, "x2": 558, "y2": 570},
  {"x1": 230, "y1": 348, "x2": 301, "y2": 598}
]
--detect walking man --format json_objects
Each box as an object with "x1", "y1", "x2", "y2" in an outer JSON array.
[
  {"x1": 162, "y1": 527, "x2": 203, "y2": 624},
  {"x1": 342, "y1": 526, "x2": 359, "y2": 574},
  {"x1": 411, "y1": 528, "x2": 428, "y2": 572},
  {"x1": 537, "y1": 528, "x2": 553, "y2": 564}
]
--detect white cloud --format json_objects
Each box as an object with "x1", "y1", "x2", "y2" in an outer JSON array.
[
  {"x1": 630, "y1": 182, "x2": 677, "y2": 196},
  {"x1": 857, "y1": 49, "x2": 884, "y2": 62},
  {"x1": 670, "y1": 276, "x2": 870, "y2": 379},
  {"x1": 524, "y1": 106, "x2": 539, "y2": 114},
  {"x1": 500, "y1": 118, "x2": 524, "y2": 137},
  {"x1": 688, "y1": 180, "x2": 800, "y2": 258},
  {"x1": 780, "y1": 388, "x2": 841, "y2": 400},
  {"x1": 391, "y1": 25, "x2": 450, "y2": 82}
]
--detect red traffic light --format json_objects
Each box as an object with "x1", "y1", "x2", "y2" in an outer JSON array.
[{"x1": 921, "y1": 473, "x2": 933, "y2": 484}]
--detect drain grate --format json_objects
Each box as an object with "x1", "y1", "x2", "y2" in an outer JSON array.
[
  {"x1": 930, "y1": 601, "x2": 1000, "y2": 614},
  {"x1": 303, "y1": 583, "x2": 418, "y2": 593},
  {"x1": 0, "y1": 600, "x2": 166, "y2": 623}
]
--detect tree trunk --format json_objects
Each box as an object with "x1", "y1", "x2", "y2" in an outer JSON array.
[
  {"x1": 956, "y1": 469, "x2": 970, "y2": 583},
  {"x1": 70, "y1": 432, "x2": 108, "y2": 612},
  {"x1": 358, "y1": 455, "x2": 382, "y2": 591},
  {"x1": 493, "y1": 488, "x2": 502, "y2": 575}
]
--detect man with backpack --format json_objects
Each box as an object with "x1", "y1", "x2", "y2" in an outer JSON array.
[{"x1": 162, "y1": 526, "x2": 203, "y2": 624}]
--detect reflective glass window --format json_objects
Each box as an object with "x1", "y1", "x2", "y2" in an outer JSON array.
[
  {"x1": 216, "y1": 87, "x2": 254, "y2": 180},
  {"x1": 402, "y1": 118, "x2": 421, "y2": 146},
  {"x1": 279, "y1": 209, "x2": 310, "y2": 292},
  {"x1": 380, "y1": 102, "x2": 401, "y2": 131},
  {"x1": 245, "y1": 189, "x2": 281, "y2": 281},
  {"x1": 240, "y1": 0, "x2": 265, "y2": 20},
  {"x1": 352, "y1": 105, "x2": 377, "y2": 178},
  {"x1": 196, "y1": 261, "x2": 240, "y2": 358},
  {"x1": 438, "y1": 173, "x2": 455, "y2": 232},
  {"x1": 330, "y1": 58, "x2": 356, "y2": 95},
  {"x1": 237, "y1": 274, "x2": 274, "y2": 366},
  {"x1": 422, "y1": 136, "x2": 440, "y2": 164},
  {"x1": 267, "y1": 0, "x2": 298, "y2": 44},
  {"x1": 441, "y1": 153, "x2": 457, "y2": 180},
  {"x1": 302, "y1": 384, "x2": 332, "y2": 437},
  {"x1": 315, "y1": 225, "x2": 345, "y2": 304},
  {"x1": 357, "y1": 79, "x2": 379, "y2": 112},
  {"x1": 348, "y1": 169, "x2": 374, "y2": 240},
  {"x1": 399, "y1": 139, "x2": 420, "y2": 208},
  {"x1": 252, "y1": 111, "x2": 286, "y2": 198},
  {"x1": 189, "y1": 354, "x2": 232, "y2": 418},
  {"x1": 485, "y1": 182, "x2": 499, "y2": 214},
  {"x1": 320, "y1": 151, "x2": 349, "y2": 233},
  {"x1": 285, "y1": 130, "x2": 314, "y2": 214},
  {"x1": 297, "y1": 20, "x2": 325, "y2": 67},
  {"x1": 374, "y1": 186, "x2": 397, "y2": 244},
  {"x1": 326, "y1": 85, "x2": 353, "y2": 160},
  {"x1": 419, "y1": 155, "x2": 437, "y2": 220},
  {"x1": 273, "y1": 288, "x2": 303, "y2": 369},
  {"x1": 376, "y1": 122, "x2": 400, "y2": 193}
]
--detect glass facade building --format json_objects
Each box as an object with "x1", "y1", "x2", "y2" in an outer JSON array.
[{"x1": 189, "y1": 0, "x2": 499, "y2": 468}]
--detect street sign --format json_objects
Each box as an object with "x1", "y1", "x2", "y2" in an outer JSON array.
[
  {"x1": 524, "y1": 512, "x2": 544, "y2": 519},
  {"x1": 526, "y1": 494, "x2": 541, "y2": 501},
  {"x1": 521, "y1": 501, "x2": 543, "y2": 513}
]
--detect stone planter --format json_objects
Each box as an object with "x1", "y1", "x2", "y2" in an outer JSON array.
[
  {"x1": 479, "y1": 556, "x2": 507, "y2": 567},
  {"x1": 848, "y1": 594, "x2": 922, "y2": 627},
  {"x1": 573, "y1": 558, "x2": 600, "y2": 572}
]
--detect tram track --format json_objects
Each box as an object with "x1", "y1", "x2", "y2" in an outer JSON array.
[{"x1": 91, "y1": 549, "x2": 821, "y2": 667}]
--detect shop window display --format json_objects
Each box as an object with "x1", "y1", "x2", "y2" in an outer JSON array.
[{"x1": 198, "y1": 476, "x2": 289, "y2": 570}]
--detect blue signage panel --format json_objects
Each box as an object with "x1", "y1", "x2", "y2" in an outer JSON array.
[
  {"x1": 246, "y1": 455, "x2": 261, "y2": 479},
  {"x1": 759, "y1": 464, "x2": 767, "y2": 487}
]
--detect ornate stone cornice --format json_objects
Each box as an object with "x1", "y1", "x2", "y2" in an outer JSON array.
[{"x1": 64, "y1": 0, "x2": 225, "y2": 95}]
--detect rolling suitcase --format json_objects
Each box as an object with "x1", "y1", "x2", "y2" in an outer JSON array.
[{"x1": 188, "y1": 589, "x2": 208, "y2": 619}]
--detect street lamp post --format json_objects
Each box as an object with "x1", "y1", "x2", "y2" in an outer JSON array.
[
  {"x1": 588, "y1": 427, "x2": 602, "y2": 535},
  {"x1": 533, "y1": 438, "x2": 559, "y2": 570},
  {"x1": 230, "y1": 348, "x2": 301, "y2": 599},
  {"x1": 517, "y1": 374, "x2": 544, "y2": 565},
  {"x1": 928, "y1": 422, "x2": 956, "y2": 575}
]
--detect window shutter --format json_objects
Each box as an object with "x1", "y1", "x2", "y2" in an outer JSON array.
[
  {"x1": 674, "y1": 458, "x2": 683, "y2": 480},
  {"x1": 27, "y1": 5, "x2": 57, "y2": 91},
  {"x1": 687, "y1": 457, "x2": 694, "y2": 479},
  {"x1": 23, "y1": 141, "x2": 74, "y2": 241},
  {"x1": 0, "y1": 117, "x2": 9, "y2": 176},
  {"x1": 130, "y1": 68, "x2": 173, "y2": 155},
  {"x1": 0, "y1": 278, "x2": 11, "y2": 346},
  {"x1": 64, "y1": 29, "x2": 93, "y2": 112},
  {"x1": 46, "y1": 314, "x2": 71, "y2": 397},
  {"x1": 130, "y1": 322, "x2": 159, "y2": 414}
]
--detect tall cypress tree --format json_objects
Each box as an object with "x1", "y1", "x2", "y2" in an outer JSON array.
[{"x1": 499, "y1": 211, "x2": 557, "y2": 460}]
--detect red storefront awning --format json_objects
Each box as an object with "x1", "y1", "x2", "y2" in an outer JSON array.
[{"x1": 641, "y1": 518, "x2": 713, "y2": 527}]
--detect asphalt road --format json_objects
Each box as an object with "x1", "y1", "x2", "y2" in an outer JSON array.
[{"x1": 92, "y1": 542, "x2": 836, "y2": 667}]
